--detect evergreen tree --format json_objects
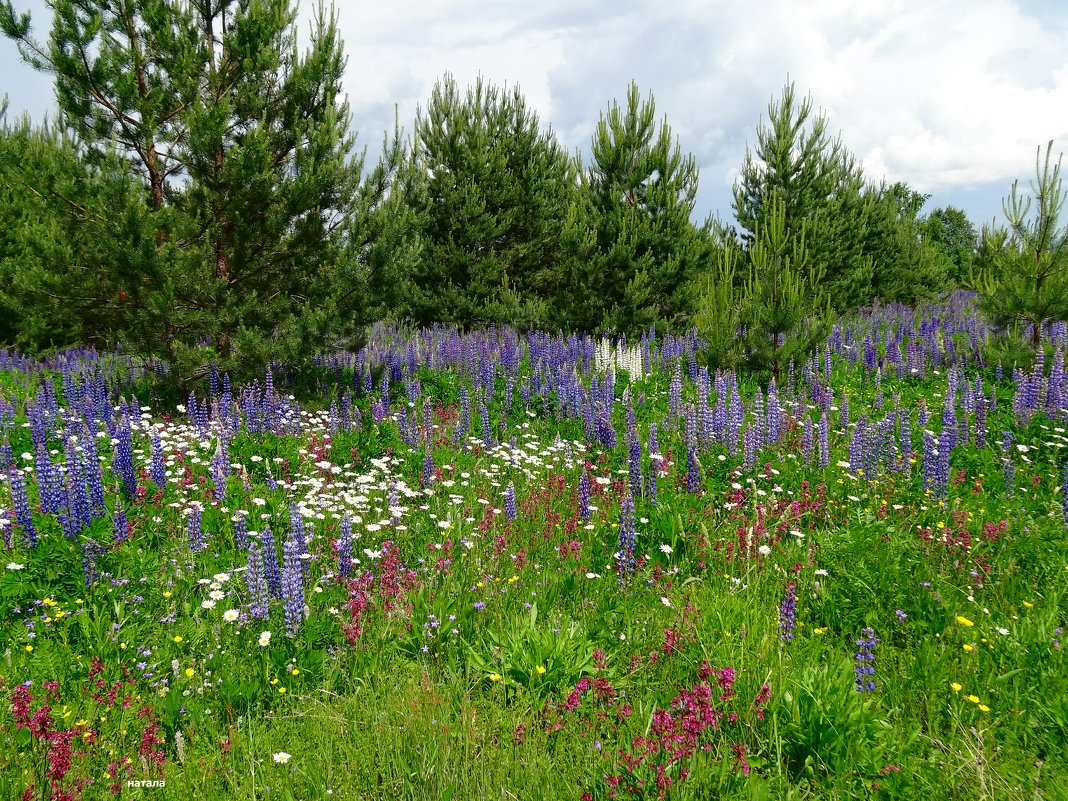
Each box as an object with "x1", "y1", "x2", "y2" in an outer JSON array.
[
  {"x1": 698, "y1": 197, "x2": 829, "y2": 381},
  {"x1": 738, "y1": 197, "x2": 830, "y2": 381},
  {"x1": 733, "y1": 82, "x2": 869, "y2": 311},
  {"x1": 0, "y1": 115, "x2": 145, "y2": 349},
  {"x1": 862, "y1": 181, "x2": 952, "y2": 304},
  {"x1": 561, "y1": 82, "x2": 705, "y2": 334},
  {"x1": 971, "y1": 141, "x2": 1068, "y2": 348},
  {"x1": 402, "y1": 75, "x2": 577, "y2": 329},
  {"x1": 2, "y1": 0, "x2": 363, "y2": 380},
  {"x1": 923, "y1": 205, "x2": 978, "y2": 285}
]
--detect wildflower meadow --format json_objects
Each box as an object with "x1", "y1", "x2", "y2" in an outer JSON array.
[{"x1": 1, "y1": 294, "x2": 1067, "y2": 799}]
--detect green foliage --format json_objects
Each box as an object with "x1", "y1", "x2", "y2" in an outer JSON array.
[
  {"x1": 0, "y1": 117, "x2": 148, "y2": 350},
  {"x1": 1, "y1": 0, "x2": 365, "y2": 382},
  {"x1": 698, "y1": 197, "x2": 830, "y2": 381},
  {"x1": 400, "y1": 74, "x2": 577, "y2": 330},
  {"x1": 923, "y1": 205, "x2": 979, "y2": 285},
  {"x1": 560, "y1": 82, "x2": 706, "y2": 334},
  {"x1": 734, "y1": 82, "x2": 868, "y2": 311},
  {"x1": 734, "y1": 83, "x2": 945, "y2": 312},
  {"x1": 862, "y1": 181, "x2": 953, "y2": 304},
  {"x1": 970, "y1": 141, "x2": 1068, "y2": 347}
]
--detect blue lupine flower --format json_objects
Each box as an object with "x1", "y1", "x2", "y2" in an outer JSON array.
[
  {"x1": 245, "y1": 542, "x2": 270, "y2": 620},
  {"x1": 854, "y1": 627, "x2": 879, "y2": 692},
  {"x1": 261, "y1": 523, "x2": 283, "y2": 597},
  {"x1": 282, "y1": 529, "x2": 305, "y2": 637},
  {"x1": 505, "y1": 482, "x2": 517, "y2": 521},
  {"x1": 779, "y1": 582, "x2": 797, "y2": 640}
]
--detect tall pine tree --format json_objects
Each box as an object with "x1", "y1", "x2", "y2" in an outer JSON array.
[
  {"x1": 733, "y1": 82, "x2": 870, "y2": 311},
  {"x1": 2, "y1": 0, "x2": 363, "y2": 380},
  {"x1": 402, "y1": 75, "x2": 577, "y2": 329},
  {"x1": 971, "y1": 141, "x2": 1068, "y2": 348},
  {"x1": 561, "y1": 82, "x2": 705, "y2": 334}
]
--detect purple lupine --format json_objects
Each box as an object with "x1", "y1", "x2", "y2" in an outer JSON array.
[
  {"x1": 422, "y1": 450, "x2": 434, "y2": 488},
  {"x1": 779, "y1": 582, "x2": 797, "y2": 640},
  {"x1": 282, "y1": 528, "x2": 305, "y2": 637},
  {"x1": 79, "y1": 538, "x2": 106, "y2": 588},
  {"x1": 79, "y1": 427, "x2": 105, "y2": 515},
  {"x1": 728, "y1": 378, "x2": 744, "y2": 456},
  {"x1": 898, "y1": 410, "x2": 911, "y2": 464},
  {"x1": 627, "y1": 434, "x2": 643, "y2": 500},
  {"x1": 668, "y1": 364, "x2": 682, "y2": 419},
  {"x1": 35, "y1": 447, "x2": 63, "y2": 515},
  {"x1": 112, "y1": 415, "x2": 137, "y2": 496},
  {"x1": 1062, "y1": 461, "x2": 1067, "y2": 529},
  {"x1": 187, "y1": 505, "x2": 205, "y2": 551},
  {"x1": 742, "y1": 426, "x2": 756, "y2": 472},
  {"x1": 337, "y1": 514, "x2": 354, "y2": 579},
  {"x1": 0, "y1": 437, "x2": 12, "y2": 471},
  {"x1": 616, "y1": 494, "x2": 637, "y2": 580},
  {"x1": 766, "y1": 382, "x2": 781, "y2": 445},
  {"x1": 578, "y1": 469, "x2": 591, "y2": 521},
  {"x1": 112, "y1": 497, "x2": 129, "y2": 543},
  {"x1": 244, "y1": 542, "x2": 270, "y2": 620},
  {"x1": 261, "y1": 523, "x2": 283, "y2": 597},
  {"x1": 58, "y1": 474, "x2": 83, "y2": 541},
  {"x1": 802, "y1": 416, "x2": 814, "y2": 463},
  {"x1": 9, "y1": 467, "x2": 36, "y2": 548},
  {"x1": 505, "y1": 482, "x2": 517, "y2": 521},
  {"x1": 0, "y1": 508, "x2": 11, "y2": 549},
  {"x1": 781, "y1": 580, "x2": 798, "y2": 645},
  {"x1": 974, "y1": 381, "x2": 987, "y2": 449},
  {"x1": 818, "y1": 413, "x2": 830, "y2": 468},
  {"x1": 854, "y1": 627, "x2": 879, "y2": 692},
  {"x1": 233, "y1": 514, "x2": 249, "y2": 551},
  {"x1": 686, "y1": 446, "x2": 701, "y2": 493},
  {"x1": 211, "y1": 439, "x2": 228, "y2": 503}
]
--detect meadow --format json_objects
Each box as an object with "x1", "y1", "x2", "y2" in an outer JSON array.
[{"x1": 1, "y1": 294, "x2": 1067, "y2": 800}]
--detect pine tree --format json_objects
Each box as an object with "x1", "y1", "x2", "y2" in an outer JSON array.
[
  {"x1": 733, "y1": 82, "x2": 869, "y2": 311},
  {"x1": 402, "y1": 75, "x2": 577, "y2": 329},
  {"x1": 862, "y1": 181, "x2": 952, "y2": 304},
  {"x1": 971, "y1": 141, "x2": 1068, "y2": 348},
  {"x1": 561, "y1": 82, "x2": 705, "y2": 334},
  {"x1": 2, "y1": 0, "x2": 363, "y2": 380},
  {"x1": 729, "y1": 197, "x2": 829, "y2": 382},
  {"x1": 922, "y1": 205, "x2": 978, "y2": 285},
  {"x1": 0, "y1": 115, "x2": 145, "y2": 349}
]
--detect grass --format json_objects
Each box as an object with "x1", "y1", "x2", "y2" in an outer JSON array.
[{"x1": 0, "y1": 298, "x2": 1066, "y2": 799}]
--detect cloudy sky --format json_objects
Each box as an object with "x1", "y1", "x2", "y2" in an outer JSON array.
[{"x1": 3, "y1": 0, "x2": 1067, "y2": 228}]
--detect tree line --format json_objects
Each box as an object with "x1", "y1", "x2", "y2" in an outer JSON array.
[{"x1": 1, "y1": 0, "x2": 1062, "y2": 384}]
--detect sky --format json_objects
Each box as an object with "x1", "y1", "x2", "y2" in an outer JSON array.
[{"x1": 3, "y1": 0, "x2": 1068, "y2": 229}]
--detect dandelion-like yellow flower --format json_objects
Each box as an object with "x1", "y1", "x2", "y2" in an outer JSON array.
[
  {"x1": 24, "y1": 645, "x2": 33, "y2": 653},
  {"x1": 965, "y1": 695, "x2": 980, "y2": 704},
  {"x1": 978, "y1": 704, "x2": 990, "y2": 713},
  {"x1": 956, "y1": 615, "x2": 974, "y2": 627},
  {"x1": 278, "y1": 687, "x2": 286, "y2": 694},
  {"x1": 291, "y1": 669, "x2": 300, "y2": 676},
  {"x1": 489, "y1": 673, "x2": 501, "y2": 682},
  {"x1": 184, "y1": 668, "x2": 194, "y2": 678},
  {"x1": 950, "y1": 682, "x2": 962, "y2": 692},
  {"x1": 963, "y1": 644, "x2": 974, "y2": 652},
  {"x1": 172, "y1": 635, "x2": 183, "y2": 643},
  {"x1": 535, "y1": 665, "x2": 546, "y2": 675},
  {"x1": 1023, "y1": 601, "x2": 1034, "y2": 609}
]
